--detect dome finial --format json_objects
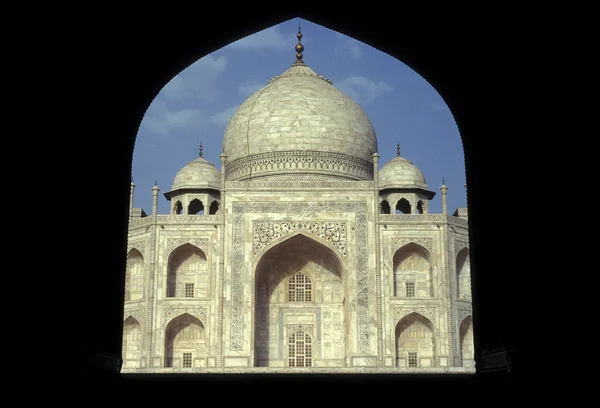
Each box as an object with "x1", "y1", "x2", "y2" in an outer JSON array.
[
  {"x1": 294, "y1": 22, "x2": 305, "y2": 65},
  {"x1": 199, "y1": 141, "x2": 203, "y2": 158},
  {"x1": 396, "y1": 141, "x2": 401, "y2": 156}
]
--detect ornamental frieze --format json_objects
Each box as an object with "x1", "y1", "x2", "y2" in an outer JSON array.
[
  {"x1": 165, "y1": 238, "x2": 210, "y2": 255},
  {"x1": 391, "y1": 237, "x2": 433, "y2": 252},
  {"x1": 393, "y1": 307, "x2": 437, "y2": 323},
  {"x1": 162, "y1": 307, "x2": 208, "y2": 325},
  {"x1": 253, "y1": 221, "x2": 347, "y2": 258},
  {"x1": 226, "y1": 180, "x2": 375, "y2": 189},
  {"x1": 129, "y1": 217, "x2": 152, "y2": 229},
  {"x1": 225, "y1": 151, "x2": 373, "y2": 181},
  {"x1": 379, "y1": 214, "x2": 448, "y2": 223}
]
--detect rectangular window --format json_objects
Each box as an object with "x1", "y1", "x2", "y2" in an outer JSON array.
[
  {"x1": 185, "y1": 283, "x2": 194, "y2": 298},
  {"x1": 408, "y1": 352, "x2": 418, "y2": 367},
  {"x1": 406, "y1": 281, "x2": 415, "y2": 297},
  {"x1": 182, "y1": 353, "x2": 192, "y2": 368}
]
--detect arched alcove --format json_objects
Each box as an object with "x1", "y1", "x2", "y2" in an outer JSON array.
[
  {"x1": 459, "y1": 315, "x2": 474, "y2": 368},
  {"x1": 393, "y1": 242, "x2": 432, "y2": 298},
  {"x1": 188, "y1": 199, "x2": 204, "y2": 215},
  {"x1": 208, "y1": 200, "x2": 219, "y2": 215},
  {"x1": 456, "y1": 248, "x2": 471, "y2": 300},
  {"x1": 122, "y1": 316, "x2": 142, "y2": 368},
  {"x1": 125, "y1": 249, "x2": 144, "y2": 301},
  {"x1": 395, "y1": 312, "x2": 436, "y2": 368},
  {"x1": 167, "y1": 244, "x2": 208, "y2": 298},
  {"x1": 254, "y1": 233, "x2": 344, "y2": 368},
  {"x1": 173, "y1": 200, "x2": 183, "y2": 215},
  {"x1": 380, "y1": 199, "x2": 391, "y2": 214},
  {"x1": 164, "y1": 313, "x2": 206, "y2": 368},
  {"x1": 396, "y1": 198, "x2": 411, "y2": 214}
]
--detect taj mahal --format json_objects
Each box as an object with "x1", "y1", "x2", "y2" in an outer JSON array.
[{"x1": 122, "y1": 29, "x2": 474, "y2": 373}]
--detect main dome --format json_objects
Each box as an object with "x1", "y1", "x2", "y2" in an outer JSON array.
[{"x1": 222, "y1": 61, "x2": 378, "y2": 181}]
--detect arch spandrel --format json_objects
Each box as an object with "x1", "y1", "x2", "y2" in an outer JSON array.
[
  {"x1": 126, "y1": 244, "x2": 146, "y2": 258},
  {"x1": 393, "y1": 308, "x2": 437, "y2": 325},
  {"x1": 123, "y1": 313, "x2": 142, "y2": 325},
  {"x1": 165, "y1": 239, "x2": 209, "y2": 260},
  {"x1": 253, "y1": 220, "x2": 347, "y2": 260},
  {"x1": 162, "y1": 308, "x2": 208, "y2": 327},
  {"x1": 391, "y1": 238, "x2": 433, "y2": 256},
  {"x1": 253, "y1": 228, "x2": 348, "y2": 271}
]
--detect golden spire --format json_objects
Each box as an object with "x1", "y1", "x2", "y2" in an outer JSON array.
[
  {"x1": 396, "y1": 141, "x2": 401, "y2": 156},
  {"x1": 295, "y1": 23, "x2": 305, "y2": 65},
  {"x1": 199, "y1": 141, "x2": 203, "y2": 158}
]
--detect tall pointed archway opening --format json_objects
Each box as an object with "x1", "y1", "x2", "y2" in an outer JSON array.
[{"x1": 253, "y1": 233, "x2": 345, "y2": 368}]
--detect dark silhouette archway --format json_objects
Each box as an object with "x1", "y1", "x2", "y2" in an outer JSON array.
[{"x1": 65, "y1": 8, "x2": 531, "y2": 381}]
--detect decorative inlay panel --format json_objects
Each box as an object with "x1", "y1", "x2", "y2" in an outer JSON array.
[
  {"x1": 232, "y1": 201, "x2": 369, "y2": 352},
  {"x1": 286, "y1": 324, "x2": 315, "y2": 337},
  {"x1": 162, "y1": 307, "x2": 208, "y2": 325},
  {"x1": 226, "y1": 180, "x2": 375, "y2": 190},
  {"x1": 166, "y1": 238, "x2": 210, "y2": 255},
  {"x1": 391, "y1": 237, "x2": 433, "y2": 252},
  {"x1": 393, "y1": 307, "x2": 437, "y2": 323},
  {"x1": 253, "y1": 221, "x2": 347, "y2": 258}
]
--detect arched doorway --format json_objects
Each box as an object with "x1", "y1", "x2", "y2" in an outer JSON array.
[
  {"x1": 459, "y1": 315, "x2": 474, "y2": 368},
  {"x1": 122, "y1": 316, "x2": 142, "y2": 368},
  {"x1": 125, "y1": 249, "x2": 144, "y2": 301},
  {"x1": 254, "y1": 233, "x2": 345, "y2": 368},
  {"x1": 164, "y1": 313, "x2": 206, "y2": 368},
  {"x1": 393, "y1": 243, "x2": 433, "y2": 298},
  {"x1": 166, "y1": 244, "x2": 208, "y2": 298},
  {"x1": 395, "y1": 312, "x2": 436, "y2": 368},
  {"x1": 456, "y1": 248, "x2": 471, "y2": 300}
]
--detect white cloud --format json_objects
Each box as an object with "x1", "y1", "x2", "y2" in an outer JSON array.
[
  {"x1": 162, "y1": 54, "x2": 227, "y2": 102},
  {"x1": 335, "y1": 39, "x2": 363, "y2": 60},
  {"x1": 228, "y1": 27, "x2": 295, "y2": 51},
  {"x1": 335, "y1": 75, "x2": 393, "y2": 105},
  {"x1": 141, "y1": 99, "x2": 207, "y2": 136},
  {"x1": 429, "y1": 102, "x2": 447, "y2": 111},
  {"x1": 238, "y1": 80, "x2": 263, "y2": 96},
  {"x1": 210, "y1": 105, "x2": 239, "y2": 128}
]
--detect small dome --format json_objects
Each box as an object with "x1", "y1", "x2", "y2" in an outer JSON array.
[
  {"x1": 171, "y1": 157, "x2": 221, "y2": 191},
  {"x1": 379, "y1": 156, "x2": 428, "y2": 189}
]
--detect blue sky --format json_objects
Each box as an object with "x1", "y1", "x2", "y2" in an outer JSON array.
[{"x1": 132, "y1": 19, "x2": 466, "y2": 215}]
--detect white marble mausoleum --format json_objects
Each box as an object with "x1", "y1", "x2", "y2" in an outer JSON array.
[{"x1": 122, "y1": 30, "x2": 474, "y2": 373}]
